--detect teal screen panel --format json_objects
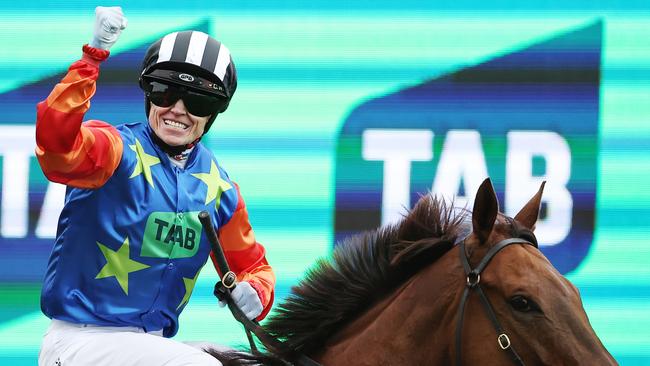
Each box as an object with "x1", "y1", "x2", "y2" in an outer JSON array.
[{"x1": 0, "y1": 2, "x2": 648, "y2": 364}]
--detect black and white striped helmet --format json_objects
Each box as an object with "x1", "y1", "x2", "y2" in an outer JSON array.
[{"x1": 140, "y1": 30, "x2": 237, "y2": 131}]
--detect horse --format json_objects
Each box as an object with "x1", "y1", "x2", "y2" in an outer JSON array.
[{"x1": 207, "y1": 178, "x2": 617, "y2": 365}]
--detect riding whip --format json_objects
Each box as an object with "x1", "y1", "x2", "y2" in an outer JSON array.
[
  {"x1": 198, "y1": 211, "x2": 322, "y2": 366},
  {"x1": 198, "y1": 210, "x2": 257, "y2": 352}
]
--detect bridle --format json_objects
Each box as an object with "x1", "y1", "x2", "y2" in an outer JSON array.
[
  {"x1": 203, "y1": 206, "x2": 537, "y2": 366},
  {"x1": 455, "y1": 235, "x2": 537, "y2": 366}
]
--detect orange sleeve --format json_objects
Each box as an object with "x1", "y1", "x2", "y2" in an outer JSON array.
[
  {"x1": 212, "y1": 183, "x2": 276, "y2": 320},
  {"x1": 35, "y1": 44, "x2": 123, "y2": 189}
]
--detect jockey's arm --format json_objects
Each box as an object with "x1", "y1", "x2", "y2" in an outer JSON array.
[
  {"x1": 213, "y1": 183, "x2": 276, "y2": 321},
  {"x1": 35, "y1": 45, "x2": 122, "y2": 189}
]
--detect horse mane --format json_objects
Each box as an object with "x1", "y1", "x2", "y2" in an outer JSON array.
[{"x1": 264, "y1": 194, "x2": 468, "y2": 358}]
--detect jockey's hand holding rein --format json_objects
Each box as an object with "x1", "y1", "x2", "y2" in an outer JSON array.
[
  {"x1": 219, "y1": 281, "x2": 264, "y2": 320},
  {"x1": 89, "y1": 6, "x2": 127, "y2": 50}
]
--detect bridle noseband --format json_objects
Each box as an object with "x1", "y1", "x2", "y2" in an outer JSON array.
[{"x1": 455, "y1": 236, "x2": 537, "y2": 366}]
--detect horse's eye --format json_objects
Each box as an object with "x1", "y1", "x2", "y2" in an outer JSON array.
[{"x1": 510, "y1": 295, "x2": 539, "y2": 312}]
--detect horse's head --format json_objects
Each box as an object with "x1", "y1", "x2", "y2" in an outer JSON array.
[
  {"x1": 257, "y1": 177, "x2": 616, "y2": 366},
  {"x1": 459, "y1": 178, "x2": 617, "y2": 365}
]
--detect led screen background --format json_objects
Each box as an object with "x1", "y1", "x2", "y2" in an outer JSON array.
[{"x1": 0, "y1": 1, "x2": 649, "y2": 364}]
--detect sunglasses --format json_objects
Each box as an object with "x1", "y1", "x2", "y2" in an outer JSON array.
[{"x1": 142, "y1": 80, "x2": 228, "y2": 117}]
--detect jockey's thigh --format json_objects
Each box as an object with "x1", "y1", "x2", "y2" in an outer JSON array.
[{"x1": 39, "y1": 320, "x2": 221, "y2": 366}]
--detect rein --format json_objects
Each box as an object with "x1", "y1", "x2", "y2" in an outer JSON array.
[
  {"x1": 455, "y1": 237, "x2": 536, "y2": 366},
  {"x1": 199, "y1": 211, "x2": 322, "y2": 366}
]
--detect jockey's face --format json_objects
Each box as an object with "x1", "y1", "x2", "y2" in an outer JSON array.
[{"x1": 148, "y1": 99, "x2": 211, "y2": 147}]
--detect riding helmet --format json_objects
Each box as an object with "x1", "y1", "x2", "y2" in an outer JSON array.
[{"x1": 139, "y1": 30, "x2": 237, "y2": 136}]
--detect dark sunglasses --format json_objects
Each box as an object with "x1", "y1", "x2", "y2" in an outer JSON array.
[{"x1": 142, "y1": 81, "x2": 228, "y2": 117}]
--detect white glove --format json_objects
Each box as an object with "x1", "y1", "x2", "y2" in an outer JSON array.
[
  {"x1": 219, "y1": 281, "x2": 263, "y2": 320},
  {"x1": 89, "y1": 6, "x2": 128, "y2": 50}
]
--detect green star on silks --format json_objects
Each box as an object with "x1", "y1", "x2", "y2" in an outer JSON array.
[
  {"x1": 129, "y1": 138, "x2": 161, "y2": 187},
  {"x1": 176, "y1": 271, "x2": 200, "y2": 310},
  {"x1": 191, "y1": 161, "x2": 233, "y2": 208},
  {"x1": 95, "y1": 237, "x2": 150, "y2": 295}
]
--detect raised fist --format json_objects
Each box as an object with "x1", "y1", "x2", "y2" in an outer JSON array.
[{"x1": 89, "y1": 6, "x2": 127, "y2": 50}]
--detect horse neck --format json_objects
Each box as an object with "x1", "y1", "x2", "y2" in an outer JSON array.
[{"x1": 314, "y1": 246, "x2": 463, "y2": 365}]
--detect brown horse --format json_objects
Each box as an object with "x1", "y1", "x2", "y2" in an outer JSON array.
[{"x1": 209, "y1": 178, "x2": 616, "y2": 365}]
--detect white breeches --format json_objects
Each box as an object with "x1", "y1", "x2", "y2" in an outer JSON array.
[{"x1": 39, "y1": 319, "x2": 226, "y2": 366}]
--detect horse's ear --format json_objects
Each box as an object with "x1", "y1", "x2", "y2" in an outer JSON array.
[
  {"x1": 472, "y1": 178, "x2": 499, "y2": 244},
  {"x1": 514, "y1": 181, "x2": 546, "y2": 230}
]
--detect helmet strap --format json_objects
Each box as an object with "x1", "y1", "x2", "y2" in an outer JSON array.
[{"x1": 202, "y1": 114, "x2": 218, "y2": 136}]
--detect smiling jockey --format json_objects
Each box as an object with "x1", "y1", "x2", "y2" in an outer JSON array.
[{"x1": 37, "y1": 7, "x2": 275, "y2": 366}]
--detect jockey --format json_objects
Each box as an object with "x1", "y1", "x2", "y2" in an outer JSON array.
[{"x1": 37, "y1": 7, "x2": 275, "y2": 366}]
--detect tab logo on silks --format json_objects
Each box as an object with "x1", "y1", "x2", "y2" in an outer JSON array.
[
  {"x1": 141, "y1": 211, "x2": 203, "y2": 258},
  {"x1": 334, "y1": 20, "x2": 602, "y2": 274}
]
